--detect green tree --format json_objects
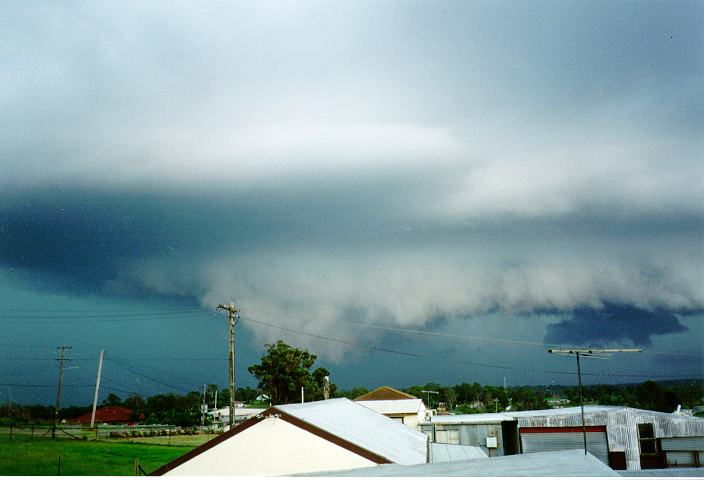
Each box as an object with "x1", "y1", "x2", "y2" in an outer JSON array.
[
  {"x1": 248, "y1": 340, "x2": 335, "y2": 405},
  {"x1": 101, "y1": 393, "x2": 122, "y2": 406}
]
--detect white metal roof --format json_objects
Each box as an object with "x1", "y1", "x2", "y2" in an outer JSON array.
[
  {"x1": 299, "y1": 449, "x2": 618, "y2": 477},
  {"x1": 426, "y1": 406, "x2": 625, "y2": 424},
  {"x1": 277, "y1": 398, "x2": 428, "y2": 465},
  {"x1": 429, "y1": 443, "x2": 488, "y2": 463},
  {"x1": 357, "y1": 399, "x2": 425, "y2": 415}
]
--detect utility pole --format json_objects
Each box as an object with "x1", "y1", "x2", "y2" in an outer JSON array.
[
  {"x1": 53, "y1": 346, "x2": 71, "y2": 439},
  {"x1": 421, "y1": 390, "x2": 439, "y2": 409},
  {"x1": 216, "y1": 303, "x2": 239, "y2": 430},
  {"x1": 201, "y1": 384, "x2": 207, "y2": 428},
  {"x1": 548, "y1": 348, "x2": 640, "y2": 455},
  {"x1": 323, "y1": 376, "x2": 330, "y2": 400},
  {"x1": 90, "y1": 349, "x2": 104, "y2": 429}
]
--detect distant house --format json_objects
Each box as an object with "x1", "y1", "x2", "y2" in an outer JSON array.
[
  {"x1": 210, "y1": 406, "x2": 265, "y2": 429},
  {"x1": 357, "y1": 399, "x2": 429, "y2": 430},
  {"x1": 355, "y1": 386, "x2": 417, "y2": 401},
  {"x1": 72, "y1": 406, "x2": 139, "y2": 424},
  {"x1": 152, "y1": 398, "x2": 428, "y2": 476}
]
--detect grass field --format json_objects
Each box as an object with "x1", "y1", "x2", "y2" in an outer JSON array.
[{"x1": 0, "y1": 435, "x2": 201, "y2": 475}]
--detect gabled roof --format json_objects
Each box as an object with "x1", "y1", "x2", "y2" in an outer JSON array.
[
  {"x1": 355, "y1": 386, "x2": 416, "y2": 401},
  {"x1": 151, "y1": 398, "x2": 427, "y2": 475},
  {"x1": 72, "y1": 406, "x2": 134, "y2": 424},
  {"x1": 299, "y1": 449, "x2": 619, "y2": 477},
  {"x1": 357, "y1": 399, "x2": 425, "y2": 415},
  {"x1": 278, "y1": 398, "x2": 427, "y2": 465}
]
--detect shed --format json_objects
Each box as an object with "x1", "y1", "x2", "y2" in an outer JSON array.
[
  {"x1": 423, "y1": 405, "x2": 704, "y2": 471},
  {"x1": 151, "y1": 398, "x2": 428, "y2": 476}
]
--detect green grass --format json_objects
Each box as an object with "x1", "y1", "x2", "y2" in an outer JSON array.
[{"x1": 0, "y1": 435, "x2": 195, "y2": 475}]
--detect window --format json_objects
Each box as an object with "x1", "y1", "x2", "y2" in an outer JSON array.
[{"x1": 638, "y1": 423, "x2": 657, "y2": 455}]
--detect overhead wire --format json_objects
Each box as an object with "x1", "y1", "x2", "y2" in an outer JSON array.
[{"x1": 239, "y1": 314, "x2": 700, "y2": 380}]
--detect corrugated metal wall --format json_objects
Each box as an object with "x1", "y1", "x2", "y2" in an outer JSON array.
[
  {"x1": 664, "y1": 451, "x2": 697, "y2": 467},
  {"x1": 516, "y1": 409, "x2": 704, "y2": 471},
  {"x1": 661, "y1": 436, "x2": 704, "y2": 451},
  {"x1": 422, "y1": 423, "x2": 505, "y2": 456},
  {"x1": 520, "y1": 430, "x2": 610, "y2": 465}
]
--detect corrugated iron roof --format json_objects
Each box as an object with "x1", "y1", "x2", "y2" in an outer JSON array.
[
  {"x1": 357, "y1": 399, "x2": 425, "y2": 415},
  {"x1": 299, "y1": 449, "x2": 619, "y2": 477},
  {"x1": 278, "y1": 398, "x2": 428, "y2": 465},
  {"x1": 429, "y1": 443, "x2": 488, "y2": 462}
]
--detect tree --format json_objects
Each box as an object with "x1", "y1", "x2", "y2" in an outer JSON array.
[
  {"x1": 248, "y1": 340, "x2": 335, "y2": 405},
  {"x1": 102, "y1": 393, "x2": 122, "y2": 407}
]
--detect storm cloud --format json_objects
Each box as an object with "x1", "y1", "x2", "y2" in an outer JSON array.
[{"x1": 1, "y1": 1, "x2": 702, "y2": 401}]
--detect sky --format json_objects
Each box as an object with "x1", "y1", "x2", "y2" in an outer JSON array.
[{"x1": 1, "y1": 0, "x2": 703, "y2": 406}]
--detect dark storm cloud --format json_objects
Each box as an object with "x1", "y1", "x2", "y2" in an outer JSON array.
[
  {"x1": 544, "y1": 304, "x2": 691, "y2": 347},
  {"x1": 0, "y1": 0, "x2": 702, "y2": 387}
]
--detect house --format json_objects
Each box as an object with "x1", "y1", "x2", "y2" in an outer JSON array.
[
  {"x1": 210, "y1": 406, "x2": 265, "y2": 429},
  {"x1": 300, "y1": 449, "x2": 618, "y2": 477},
  {"x1": 357, "y1": 399, "x2": 429, "y2": 430},
  {"x1": 71, "y1": 406, "x2": 138, "y2": 424},
  {"x1": 151, "y1": 398, "x2": 429, "y2": 476},
  {"x1": 421, "y1": 405, "x2": 704, "y2": 471},
  {"x1": 355, "y1": 386, "x2": 417, "y2": 401}
]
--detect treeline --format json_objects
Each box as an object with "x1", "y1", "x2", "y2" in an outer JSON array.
[
  {"x1": 2, "y1": 379, "x2": 700, "y2": 427},
  {"x1": 0, "y1": 385, "x2": 266, "y2": 427},
  {"x1": 337, "y1": 379, "x2": 703, "y2": 414}
]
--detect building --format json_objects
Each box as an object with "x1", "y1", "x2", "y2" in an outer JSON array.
[
  {"x1": 421, "y1": 405, "x2": 704, "y2": 471},
  {"x1": 72, "y1": 406, "x2": 138, "y2": 424},
  {"x1": 355, "y1": 386, "x2": 417, "y2": 401},
  {"x1": 210, "y1": 406, "x2": 265, "y2": 429},
  {"x1": 151, "y1": 398, "x2": 429, "y2": 476},
  {"x1": 301, "y1": 449, "x2": 618, "y2": 477},
  {"x1": 357, "y1": 399, "x2": 429, "y2": 430}
]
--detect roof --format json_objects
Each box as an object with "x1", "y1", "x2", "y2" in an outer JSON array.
[
  {"x1": 357, "y1": 399, "x2": 425, "y2": 415},
  {"x1": 151, "y1": 398, "x2": 428, "y2": 475},
  {"x1": 72, "y1": 406, "x2": 134, "y2": 424},
  {"x1": 429, "y1": 443, "x2": 487, "y2": 462},
  {"x1": 299, "y1": 449, "x2": 619, "y2": 477},
  {"x1": 278, "y1": 398, "x2": 427, "y2": 465},
  {"x1": 618, "y1": 468, "x2": 704, "y2": 477},
  {"x1": 426, "y1": 406, "x2": 625, "y2": 424},
  {"x1": 355, "y1": 386, "x2": 417, "y2": 401}
]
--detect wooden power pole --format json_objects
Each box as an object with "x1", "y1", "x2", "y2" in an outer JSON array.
[
  {"x1": 90, "y1": 349, "x2": 104, "y2": 428},
  {"x1": 216, "y1": 303, "x2": 238, "y2": 430},
  {"x1": 53, "y1": 346, "x2": 71, "y2": 439}
]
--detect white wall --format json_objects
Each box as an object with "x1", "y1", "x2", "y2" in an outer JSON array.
[{"x1": 165, "y1": 416, "x2": 377, "y2": 476}]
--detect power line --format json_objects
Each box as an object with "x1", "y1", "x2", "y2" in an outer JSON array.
[
  {"x1": 106, "y1": 357, "x2": 193, "y2": 394},
  {"x1": 240, "y1": 307, "x2": 702, "y2": 359},
  {"x1": 239, "y1": 314, "x2": 699, "y2": 380}
]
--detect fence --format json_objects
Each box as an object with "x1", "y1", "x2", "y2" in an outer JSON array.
[{"x1": 0, "y1": 424, "x2": 208, "y2": 444}]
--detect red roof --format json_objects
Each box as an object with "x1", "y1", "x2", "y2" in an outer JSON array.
[{"x1": 72, "y1": 406, "x2": 134, "y2": 424}]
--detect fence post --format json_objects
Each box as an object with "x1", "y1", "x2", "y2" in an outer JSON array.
[
  {"x1": 31, "y1": 425, "x2": 34, "y2": 441},
  {"x1": 9, "y1": 424, "x2": 13, "y2": 439},
  {"x1": 168, "y1": 427, "x2": 171, "y2": 446},
  {"x1": 134, "y1": 458, "x2": 139, "y2": 476}
]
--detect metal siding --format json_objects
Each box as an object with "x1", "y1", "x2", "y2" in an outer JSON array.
[
  {"x1": 520, "y1": 431, "x2": 610, "y2": 465},
  {"x1": 665, "y1": 451, "x2": 696, "y2": 467},
  {"x1": 516, "y1": 407, "x2": 704, "y2": 471},
  {"x1": 660, "y1": 436, "x2": 704, "y2": 451}
]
